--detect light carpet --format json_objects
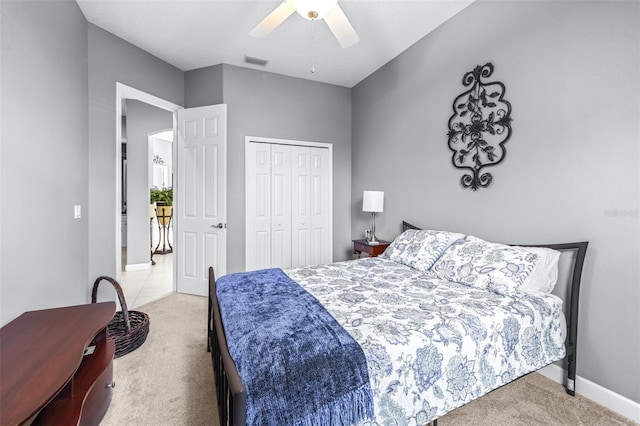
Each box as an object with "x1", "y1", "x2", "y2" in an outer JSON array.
[
  {"x1": 101, "y1": 293, "x2": 636, "y2": 426},
  {"x1": 101, "y1": 293, "x2": 216, "y2": 425}
]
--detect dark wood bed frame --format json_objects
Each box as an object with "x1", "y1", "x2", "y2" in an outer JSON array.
[{"x1": 207, "y1": 221, "x2": 588, "y2": 426}]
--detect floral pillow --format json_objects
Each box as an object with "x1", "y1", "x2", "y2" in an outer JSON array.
[
  {"x1": 380, "y1": 229, "x2": 465, "y2": 273},
  {"x1": 431, "y1": 235, "x2": 543, "y2": 296}
]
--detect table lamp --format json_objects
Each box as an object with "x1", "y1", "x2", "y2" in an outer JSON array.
[{"x1": 362, "y1": 190, "x2": 384, "y2": 244}]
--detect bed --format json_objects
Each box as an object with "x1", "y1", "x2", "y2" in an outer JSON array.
[{"x1": 207, "y1": 222, "x2": 588, "y2": 425}]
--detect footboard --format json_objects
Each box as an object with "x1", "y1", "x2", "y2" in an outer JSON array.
[{"x1": 208, "y1": 267, "x2": 247, "y2": 426}]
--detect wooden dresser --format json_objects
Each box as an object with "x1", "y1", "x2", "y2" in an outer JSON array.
[{"x1": 0, "y1": 302, "x2": 116, "y2": 425}]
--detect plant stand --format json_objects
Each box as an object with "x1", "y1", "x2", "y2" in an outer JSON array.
[
  {"x1": 150, "y1": 217, "x2": 156, "y2": 265},
  {"x1": 155, "y1": 205, "x2": 172, "y2": 254}
]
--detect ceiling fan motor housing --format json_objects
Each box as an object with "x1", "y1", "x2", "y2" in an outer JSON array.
[
  {"x1": 291, "y1": 0, "x2": 338, "y2": 20},
  {"x1": 250, "y1": 0, "x2": 359, "y2": 49}
]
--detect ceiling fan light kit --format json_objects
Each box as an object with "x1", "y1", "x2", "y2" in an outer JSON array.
[{"x1": 249, "y1": 0, "x2": 359, "y2": 49}]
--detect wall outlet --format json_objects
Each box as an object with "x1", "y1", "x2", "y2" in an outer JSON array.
[{"x1": 74, "y1": 205, "x2": 81, "y2": 219}]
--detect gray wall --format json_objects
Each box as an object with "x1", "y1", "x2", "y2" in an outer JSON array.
[
  {"x1": 1, "y1": 1, "x2": 89, "y2": 325},
  {"x1": 352, "y1": 0, "x2": 639, "y2": 403},
  {"x1": 125, "y1": 101, "x2": 173, "y2": 266},
  {"x1": 88, "y1": 24, "x2": 184, "y2": 287},
  {"x1": 185, "y1": 64, "x2": 224, "y2": 108},
  {"x1": 186, "y1": 64, "x2": 352, "y2": 273}
]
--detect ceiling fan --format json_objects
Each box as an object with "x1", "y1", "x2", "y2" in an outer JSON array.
[{"x1": 249, "y1": 0, "x2": 360, "y2": 48}]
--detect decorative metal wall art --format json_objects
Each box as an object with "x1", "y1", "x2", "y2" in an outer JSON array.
[{"x1": 447, "y1": 63, "x2": 512, "y2": 190}]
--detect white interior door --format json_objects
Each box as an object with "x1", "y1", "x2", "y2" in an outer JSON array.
[{"x1": 176, "y1": 104, "x2": 227, "y2": 296}]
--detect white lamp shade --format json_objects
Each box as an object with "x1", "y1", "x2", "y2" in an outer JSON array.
[{"x1": 362, "y1": 191, "x2": 384, "y2": 213}]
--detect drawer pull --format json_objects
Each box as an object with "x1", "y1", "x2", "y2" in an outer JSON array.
[{"x1": 106, "y1": 381, "x2": 116, "y2": 389}]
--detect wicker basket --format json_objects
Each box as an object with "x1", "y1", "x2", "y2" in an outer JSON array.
[{"x1": 91, "y1": 276, "x2": 150, "y2": 358}]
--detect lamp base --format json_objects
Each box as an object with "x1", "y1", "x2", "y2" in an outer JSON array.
[{"x1": 368, "y1": 212, "x2": 380, "y2": 245}]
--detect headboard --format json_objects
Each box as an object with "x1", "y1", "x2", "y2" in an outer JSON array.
[{"x1": 402, "y1": 221, "x2": 420, "y2": 232}]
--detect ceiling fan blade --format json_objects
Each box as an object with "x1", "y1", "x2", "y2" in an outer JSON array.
[
  {"x1": 324, "y1": 4, "x2": 360, "y2": 48},
  {"x1": 249, "y1": 1, "x2": 296, "y2": 38}
]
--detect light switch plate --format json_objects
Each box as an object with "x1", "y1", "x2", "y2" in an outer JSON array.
[{"x1": 74, "y1": 205, "x2": 81, "y2": 219}]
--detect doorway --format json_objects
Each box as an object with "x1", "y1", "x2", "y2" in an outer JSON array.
[{"x1": 115, "y1": 84, "x2": 182, "y2": 308}]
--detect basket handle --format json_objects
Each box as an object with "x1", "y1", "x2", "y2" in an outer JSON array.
[{"x1": 92, "y1": 276, "x2": 132, "y2": 335}]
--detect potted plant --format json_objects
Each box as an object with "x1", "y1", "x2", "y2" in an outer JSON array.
[{"x1": 150, "y1": 186, "x2": 172, "y2": 205}]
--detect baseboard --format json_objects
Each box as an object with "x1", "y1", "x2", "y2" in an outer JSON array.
[
  {"x1": 538, "y1": 364, "x2": 640, "y2": 423},
  {"x1": 124, "y1": 262, "x2": 152, "y2": 272}
]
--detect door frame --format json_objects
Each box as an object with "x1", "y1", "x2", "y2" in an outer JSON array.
[
  {"x1": 244, "y1": 136, "x2": 334, "y2": 270},
  {"x1": 115, "y1": 83, "x2": 183, "y2": 284}
]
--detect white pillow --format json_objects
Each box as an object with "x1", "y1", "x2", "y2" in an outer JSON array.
[{"x1": 518, "y1": 246, "x2": 561, "y2": 294}]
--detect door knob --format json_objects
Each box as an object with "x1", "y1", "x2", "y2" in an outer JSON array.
[{"x1": 211, "y1": 223, "x2": 225, "y2": 229}]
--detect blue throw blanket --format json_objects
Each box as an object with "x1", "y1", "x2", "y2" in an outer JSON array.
[{"x1": 216, "y1": 268, "x2": 374, "y2": 426}]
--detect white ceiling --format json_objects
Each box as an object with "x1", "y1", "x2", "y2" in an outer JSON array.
[{"x1": 77, "y1": 0, "x2": 474, "y2": 88}]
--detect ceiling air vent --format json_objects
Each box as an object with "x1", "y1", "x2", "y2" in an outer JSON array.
[{"x1": 244, "y1": 55, "x2": 269, "y2": 67}]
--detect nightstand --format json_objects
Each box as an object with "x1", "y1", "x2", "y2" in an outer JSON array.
[{"x1": 352, "y1": 239, "x2": 391, "y2": 258}]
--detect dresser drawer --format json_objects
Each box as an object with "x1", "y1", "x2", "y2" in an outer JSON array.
[
  {"x1": 80, "y1": 352, "x2": 114, "y2": 426},
  {"x1": 34, "y1": 336, "x2": 115, "y2": 425}
]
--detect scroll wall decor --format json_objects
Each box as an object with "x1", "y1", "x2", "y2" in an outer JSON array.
[{"x1": 447, "y1": 63, "x2": 512, "y2": 190}]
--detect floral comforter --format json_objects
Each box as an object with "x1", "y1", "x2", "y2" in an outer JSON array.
[{"x1": 285, "y1": 257, "x2": 566, "y2": 425}]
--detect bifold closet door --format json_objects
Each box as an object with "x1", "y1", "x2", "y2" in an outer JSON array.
[
  {"x1": 311, "y1": 147, "x2": 331, "y2": 265},
  {"x1": 291, "y1": 146, "x2": 330, "y2": 267},
  {"x1": 246, "y1": 142, "x2": 271, "y2": 271},
  {"x1": 246, "y1": 142, "x2": 331, "y2": 271},
  {"x1": 270, "y1": 144, "x2": 292, "y2": 269},
  {"x1": 291, "y1": 145, "x2": 310, "y2": 268}
]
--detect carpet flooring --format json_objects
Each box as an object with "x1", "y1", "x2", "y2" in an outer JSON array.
[
  {"x1": 101, "y1": 293, "x2": 216, "y2": 425},
  {"x1": 101, "y1": 293, "x2": 637, "y2": 426}
]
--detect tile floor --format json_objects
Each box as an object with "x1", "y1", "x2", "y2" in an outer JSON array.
[{"x1": 120, "y1": 250, "x2": 174, "y2": 309}]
